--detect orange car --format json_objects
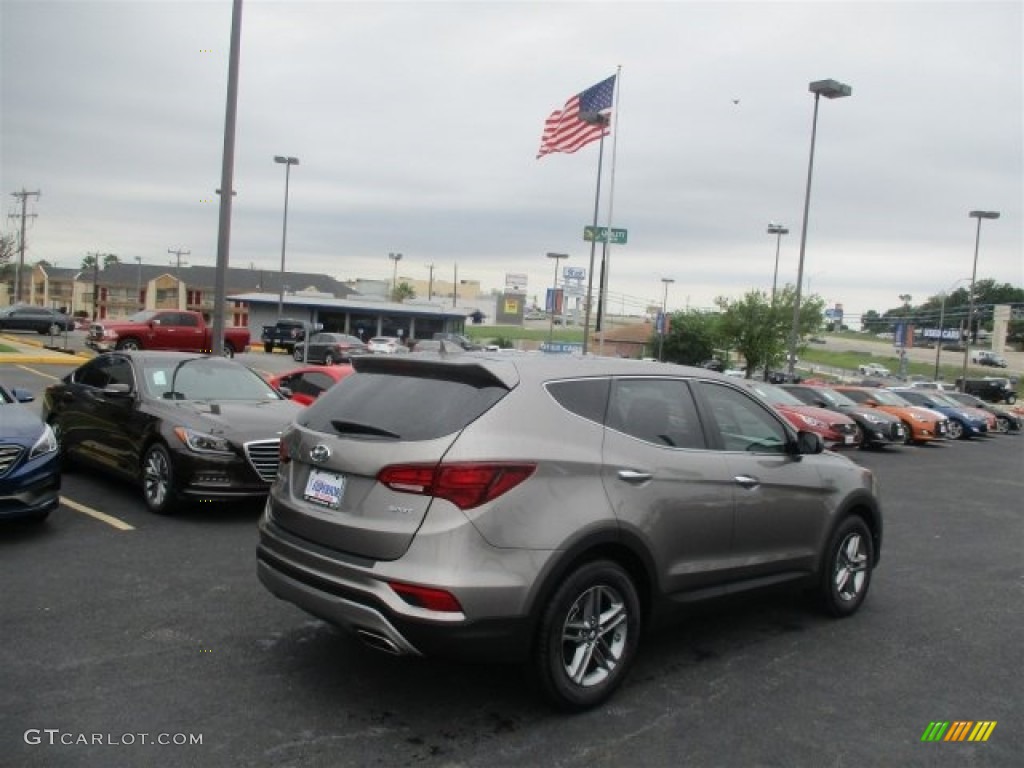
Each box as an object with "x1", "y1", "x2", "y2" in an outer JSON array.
[{"x1": 833, "y1": 386, "x2": 949, "y2": 444}]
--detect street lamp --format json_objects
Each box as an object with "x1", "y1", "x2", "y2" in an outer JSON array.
[
  {"x1": 960, "y1": 210, "x2": 1000, "y2": 390},
  {"x1": 389, "y1": 252, "x2": 403, "y2": 301},
  {"x1": 767, "y1": 223, "x2": 788, "y2": 308},
  {"x1": 274, "y1": 155, "x2": 299, "y2": 318},
  {"x1": 788, "y1": 78, "x2": 851, "y2": 377},
  {"x1": 658, "y1": 277, "x2": 675, "y2": 361},
  {"x1": 546, "y1": 252, "x2": 568, "y2": 343}
]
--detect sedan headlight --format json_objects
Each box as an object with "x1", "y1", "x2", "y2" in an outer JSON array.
[
  {"x1": 797, "y1": 413, "x2": 828, "y2": 429},
  {"x1": 28, "y1": 424, "x2": 58, "y2": 460},
  {"x1": 862, "y1": 413, "x2": 887, "y2": 424},
  {"x1": 173, "y1": 427, "x2": 234, "y2": 455}
]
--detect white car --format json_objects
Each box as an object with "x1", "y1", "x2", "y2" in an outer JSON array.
[
  {"x1": 367, "y1": 336, "x2": 408, "y2": 354},
  {"x1": 858, "y1": 363, "x2": 890, "y2": 377}
]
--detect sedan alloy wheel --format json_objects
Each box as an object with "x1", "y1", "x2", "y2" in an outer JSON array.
[
  {"x1": 947, "y1": 420, "x2": 964, "y2": 440},
  {"x1": 142, "y1": 443, "x2": 178, "y2": 515}
]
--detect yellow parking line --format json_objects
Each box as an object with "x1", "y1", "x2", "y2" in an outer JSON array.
[
  {"x1": 17, "y1": 364, "x2": 63, "y2": 381},
  {"x1": 61, "y1": 496, "x2": 135, "y2": 531}
]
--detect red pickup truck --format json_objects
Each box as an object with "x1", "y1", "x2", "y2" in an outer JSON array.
[{"x1": 86, "y1": 310, "x2": 251, "y2": 356}]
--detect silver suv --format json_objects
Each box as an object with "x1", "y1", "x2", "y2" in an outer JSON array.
[{"x1": 258, "y1": 354, "x2": 882, "y2": 710}]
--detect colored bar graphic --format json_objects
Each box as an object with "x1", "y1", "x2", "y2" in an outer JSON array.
[{"x1": 921, "y1": 721, "x2": 996, "y2": 742}]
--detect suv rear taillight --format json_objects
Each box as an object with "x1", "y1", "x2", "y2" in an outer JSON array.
[{"x1": 378, "y1": 462, "x2": 536, "y2": 510}]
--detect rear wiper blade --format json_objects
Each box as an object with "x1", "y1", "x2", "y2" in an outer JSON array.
[{"x1": 330, "y1": 420, "x2": 401, "y2": 439}]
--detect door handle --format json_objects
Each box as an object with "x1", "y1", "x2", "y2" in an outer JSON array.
[
  {"x1": 617, "y1": 469, "x2": 653, "y2": 484},
  {"x1": 734, "y1": 475, "x2": 760, "y2": 489}
]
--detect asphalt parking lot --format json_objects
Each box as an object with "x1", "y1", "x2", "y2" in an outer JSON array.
[{"x1": 1, "y1": 355, "x2": 1021, "y2": 768}]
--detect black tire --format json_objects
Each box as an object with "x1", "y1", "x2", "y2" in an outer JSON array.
[
  {"x1": 263, "y1": 342, "x2": 273, "y2": 354},
  {"x1": 115, "y1": 338, "x2": 142, "y2": 351},
  {"x1": 293, "y1": 347, "x2": 304, "y2": 362},
  {"x1": 947, "y1": 419, "x2": 964, "y2": 440},
  {"x1": 48, "y1": 323, "x2": 62, "y2": 336},
  {"x1": 141, "y1": 443, "x2": 179, "y2": 515},
  {"x1": 324, "y1": 352, "x2": 336, "y2": 366},
  {"x1": 534, "y1": 560, "x2": 641, "y2": 712},
  {"x1": 901, "y1": 421, "x2": 915, "y2": 445},
  {"x1": 1006, "y1": 394, "x2": 1017, "y2": 405},
  {"x1": 819, "y1": 516, "x2": 874, "y2": 618},
  {"x1": 995, "y1": 416, "x2": 1010, "y2": 434},
  {"x1": 222, "y1": 341, "x2": 235, "y2": 358}
]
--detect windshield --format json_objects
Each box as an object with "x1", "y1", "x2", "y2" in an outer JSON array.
[
  {"x1": 811, "y1": 388, "x2": 858, "y2": 408},
  {"x1": 744, "y1": 382, "x2": 804, "y2": 406},
  {"x1": 140, "y1": 358, "x2": 284, "y2": 401},
  {"x1": 871, "y1": 390, "x2": 913, "y2": 406}
]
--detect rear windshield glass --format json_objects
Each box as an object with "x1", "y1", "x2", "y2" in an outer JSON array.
[{"x1": 298, "y1": 368, "x2": 508, "y2": 441}]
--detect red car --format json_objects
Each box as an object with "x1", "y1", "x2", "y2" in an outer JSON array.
[
  {"x1": 267, "y1": 365, "x2": 353, "y2": 406},
  {"x1": 736, "y1": 380, "x2": 861, "y2": 449}
]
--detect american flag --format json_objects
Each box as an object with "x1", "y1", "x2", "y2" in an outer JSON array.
[{"x1": 536, "y1": 75, "x2": 616, "y2": 159}]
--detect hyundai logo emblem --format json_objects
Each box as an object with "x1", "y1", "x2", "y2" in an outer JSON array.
[{"x1": 309, "y1": 444, "x2": 331, "y2": 464}]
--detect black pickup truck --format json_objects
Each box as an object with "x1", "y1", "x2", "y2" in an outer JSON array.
[{"x1": 260, "y1": 319, "x2": 307, "y2": 354}]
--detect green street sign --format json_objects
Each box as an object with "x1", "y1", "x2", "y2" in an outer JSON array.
[{"x1": 583, "y1": 226, "x2": 628, "y2": 244}]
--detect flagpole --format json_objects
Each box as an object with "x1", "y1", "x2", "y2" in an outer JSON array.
[
  {"x1": 581, "y1": 130, "x2": 606, "y2": 357},
  {"x1": 598, "y1": 65, "x2": 622, "y2": 358}
]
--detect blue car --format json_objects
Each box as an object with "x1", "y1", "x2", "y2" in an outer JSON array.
[
  {"x1": 889, "y1": 388, "x2": 989, "y2": 441},
  {"x1": 0, "y1": 384, "x2": 60, "y2": 522}
]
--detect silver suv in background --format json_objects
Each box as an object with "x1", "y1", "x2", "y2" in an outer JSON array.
[{"x1": 257, "y1": 354, "x2": 882, "y2": 710}]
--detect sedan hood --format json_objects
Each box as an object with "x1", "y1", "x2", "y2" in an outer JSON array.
[
  {"x1": 163, "y1": 399, "x2": 301, "y2": 440},
  {"x1": 776, "y1": 404, "x2": 852, "y2": 424},
  {"x1": 0, "y1": 405, "x2": 46, "y2": 442}
]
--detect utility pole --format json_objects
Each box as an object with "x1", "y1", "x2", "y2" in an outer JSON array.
[
  {"x1": 87, "y1": 251, "x2": 103, "y2": 320},
  {"x1": 10, "y1": 189, "x2": 40, "y2": 303},
  {"x1": 168, "y1": 247, "x2": 190, "y2": 309},
  {"x1": 426, "y1": 263, "x2": 435, "y2": 301}
]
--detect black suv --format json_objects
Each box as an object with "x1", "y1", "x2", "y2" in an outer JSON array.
[{"x1": 956, "y1": 377, "x2": 1017, "y2": 404}]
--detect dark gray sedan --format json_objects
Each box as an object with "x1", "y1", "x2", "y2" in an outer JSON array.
[{"x1": 0, "y1": 304, "x2": 73, "y2": 335}]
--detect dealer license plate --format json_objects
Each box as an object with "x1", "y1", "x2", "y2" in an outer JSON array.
[
  {"x1": 304, "y1": 469, "x2": 346, "y2": 509},
  {"x1": 844, "y1": 435, "x2": 854, "y2": 445}
]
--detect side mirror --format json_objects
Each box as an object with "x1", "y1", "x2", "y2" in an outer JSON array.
[
  {"x1": 796, "y1": 430, "x2": 824, "y2": 455},
  {"x1": 11, "y1": 387, "x2": 34, "y2": 403}
]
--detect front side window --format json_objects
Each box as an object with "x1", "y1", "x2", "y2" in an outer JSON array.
[{"x1": 697, "y1": 381, "x2": 788, "y2": 453}]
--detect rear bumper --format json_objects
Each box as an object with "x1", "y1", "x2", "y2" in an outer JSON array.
[{"x1": 256, "y1": 514, "x2": 535, "y2": 662}]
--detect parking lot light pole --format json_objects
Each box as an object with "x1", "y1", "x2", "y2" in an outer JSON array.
[
  {"x1": 961, "y1": 210, "x2": 1000, "y2": 390},
  {"x1": 546, "y1": 252, "x2": 568, "y2": 343},
  {"x1": 767, "y1": 223, "x2": 788, "y2": 308},
  {"x1": 658, "y1": 277, "x2": 674, "y2": 361},
  {"x1": 274, "y1": 155, "x2": 299, "y2": 319},
  {"x1": 788, "y1": 78, "x2": 851, "y2": 377}
]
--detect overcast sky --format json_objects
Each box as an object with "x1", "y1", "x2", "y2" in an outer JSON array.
[{"x1": 2, "y1": 0, "x2": 1021, "y2": 323}]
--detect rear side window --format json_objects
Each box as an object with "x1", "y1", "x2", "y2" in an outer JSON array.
[
  {"x1": 546, "y1": 378, "x2": 610, "y2": 424},
  {"x1": 300, "y1": 368, "x2": 508, "y2": 441}
]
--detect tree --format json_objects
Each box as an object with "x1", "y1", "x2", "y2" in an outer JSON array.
[
  {"x1": 392, "y1": 281, "x2": 416, "y2": 302},
  {"x1": 80, "y1": 252, "x2": 119, "y2": 271},
  {"x1": 715, "y1": 286, "x2": 825, "y2": 377},
  {"x1": 715, "y1": 290, "x2": 787, "y2": 377},
  {"x1": 0, "y1": 232, "x2": 15, "y2": 283},
  {"x1": 656, "y1": 310, "x2": 721, "y2": 365}
]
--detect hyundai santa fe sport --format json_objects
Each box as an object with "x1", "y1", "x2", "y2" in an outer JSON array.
[{"x1": 257, "y1": 354, "x2": 882, "y2": 710}]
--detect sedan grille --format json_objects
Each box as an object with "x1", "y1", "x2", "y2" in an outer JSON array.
[
  {"x1": 244, "y1": 439, "x2": 281, "y2": 483},
  {"x1": 832, "y1": 423, "x2": 857, "y2": 435},
  {"x1": 0, "y1": 444, "x2": 25, "y2": 478}
]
